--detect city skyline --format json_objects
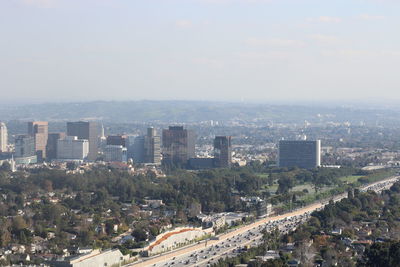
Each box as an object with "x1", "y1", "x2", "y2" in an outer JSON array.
[
  {"x1": 2, "y1": 107, "x2": 400, "y2": 266},
  {"x1": 1, "y1": 0, "x2": 400, "y2": 103},
  {"x1": 2, "y1": 1, "x2": 400, "y2": 263}
]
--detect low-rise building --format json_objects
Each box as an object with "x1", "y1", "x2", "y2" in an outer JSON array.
[{"x1": 48, "y1": 248, "x2": 128, "y2": 267}]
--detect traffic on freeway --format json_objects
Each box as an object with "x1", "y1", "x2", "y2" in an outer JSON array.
[
  {"x1": 149, "y1": 213, "x2": 310, "y2": 267},
  {"x1": 127, "y1": 176, "x2": 399, "y2": 267}
]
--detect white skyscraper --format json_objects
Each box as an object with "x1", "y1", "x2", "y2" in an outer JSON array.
[
  {"x1": 100, "y1": 124, "x2": 106, "y2": 140},
  {"x1": 0, "y1": 122, "x2": 8, "y2": 152}
]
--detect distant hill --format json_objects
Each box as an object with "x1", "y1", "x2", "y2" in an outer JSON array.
[{"x1": 1, "y1": 100, "x2": 400, "y2": 126}]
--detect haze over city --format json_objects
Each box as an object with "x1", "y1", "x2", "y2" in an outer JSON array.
[
  {"x1": 1, "y1": 0, "x2": 400, "y2": 104},
  {"x1": 3, "y1": 1, "x2": 400, "y2": 267}
]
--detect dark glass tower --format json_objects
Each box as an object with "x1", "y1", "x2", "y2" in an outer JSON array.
[
  {"x1": 214, "y1": 136, "x2": 232, "y2": 168},
  {"x1": 162, "y1": 126, "x2": 195, "y2": 166},
  {"x1": 278, "y1": 140, "x2": 321, "y2": 169}
]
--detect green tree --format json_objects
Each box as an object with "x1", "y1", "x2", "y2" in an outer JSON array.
[
  {"x1": 276, "y1": 175, "x2": 294, "y2": 194},
  {"x1": 0, "y1": 161, "x2": 10, "y2": 172}
]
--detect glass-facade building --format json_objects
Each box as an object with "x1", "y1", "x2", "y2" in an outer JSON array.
[
  {"x1": 278, "y1": 140, "x2": 321, "y2": 169},
  {"x1": 162, "y1": 126, "x2": 195, "y2": 166}
]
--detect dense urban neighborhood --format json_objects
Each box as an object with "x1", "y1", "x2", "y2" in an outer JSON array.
[{"x1": 1, "y1": 103, "x2": 400, "y2": 266}]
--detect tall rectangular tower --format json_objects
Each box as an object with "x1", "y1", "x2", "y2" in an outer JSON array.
[
  {"x1": 28, "y1": 121, "x2": 48, "y2": 160},
  {"x1": 214, "y1": 136, "x2": 232, "y2": 168},
  {"x1": 0, "y1": 122, "x2": 7, "y2": 152},
  {"x1": 132, "y1": 136, "x2": 145, "y2": 163},
  {"x1": 162, "y1": 126, "x2": 196, "y2": 166},
  {"x1": 46, "y1": 132, "x2": 66, "y2": 160},
  {"x1": 15, "y1": 135, "x2": 35, "y2": 158},
  {"x1": 67, "y1": 121, "x2": 98, "y2": 161},
  {"x1": 278, "y1": 140, "x2": 321, "y2": 169},
  {"x1": 106, "y1": 135, "x2": 127, "y2": 147},
  {"x1": 104, "y1": 145, "x2": 127, "y2": 162},
  {"x1": 144, "y1": 127, "x2": 161, "y2": 165}
]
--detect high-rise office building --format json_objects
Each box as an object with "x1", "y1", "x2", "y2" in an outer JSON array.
[
  {"x1": 106, "y1": 135, "x2": 127, "y2": 147},
  {"x1": 104, "y1": 145, "x2": 127, "y2": 162},
  {"x1": 130, "y1": 128, "x2": 162, "y2": 164},
  {"x1": 162, "y1": 126, "x2": 196, "y2": 166},
  {"x1": 125, "y1": 135, "x2": 136, "y2": 160},
  {"x1": 57, "y1": 136, "x2": 89, "y2": 160},
  {"x1": 28, "y1": 121, "x2": 48, "y2": 160},
  {"x1": 15, "y1": 135, "x2": 35, "y2": 158},
  {"x1": 14, "y1": 135, "x2": 37, "y2": 164},
  {"x1": 144, "y1": 128, "x2": 161, "y2": 165},
  {"x1": 67, "y1": 121, "x2": 98, "y2": 161},
  {"x1": 0, "y1": 122, "x2": 8, "y2": 152},
  {"x1": 278, "y1": 140, "x2": 321, "y2": 169},
  {"x1": 46, "y1": 132, "x2": 66, "y2": 160},
  {"x1": 132, "y1": 136, "x2": 145, "y2": 163},
  {"x1": 214, "y1": 136, "x2": 232, "y2": 168}
]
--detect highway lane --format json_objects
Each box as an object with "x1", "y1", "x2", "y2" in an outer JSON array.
[
  {"x1": 127, "y1": 176, "x2": 399, "y2": 267},
  {"x1": 128, "y1": 204, "x2": 322, "y2": 267},
  {"x1": 150, "y1": 214, "x2": 310, "y2": 267}
]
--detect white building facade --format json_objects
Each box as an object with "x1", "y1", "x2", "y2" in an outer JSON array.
[
  {"x1": 0, "y1": 122, "x2": 8, "y2": 152},
  {"x1": 57, "y1": 136, "x2": 89, "y2": 160}
]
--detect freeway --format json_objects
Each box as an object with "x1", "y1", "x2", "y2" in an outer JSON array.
[
  {"x1": 127, "y1": 176, "x2": 399, "y2": 267},
  {"x1": 148, "y1": 214, "x2": 310, "y2": 267}
]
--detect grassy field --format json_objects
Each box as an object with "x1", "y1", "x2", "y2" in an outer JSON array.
[
  {"x1": 292, "y1": 184, "x2": 314, "y2": 192},
  {"x1": 338, "y1": 175, "x2": 364, "y2": 184},
  {"x1": 263, "y1": 168, "x2": 397, "y2": 213},
  {"x1": 261, "y1": 178, "x2": 327, "y2": 196},
  {"x1": 265, "y1": 183, "x2": 322, "y2": 196},
  {"x1": 260, "y1": 183, "x2": 278, "y2": 193}
]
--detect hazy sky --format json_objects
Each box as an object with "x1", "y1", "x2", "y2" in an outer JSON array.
[{"x1": 1, "y1": 0, "x2": 399, "y2": 104}]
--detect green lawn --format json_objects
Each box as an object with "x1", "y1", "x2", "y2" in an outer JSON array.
[
  {"x1": 260, "y1": 184, "x2": 278, "y2": 194},
  {"x1": 339, "y1": 175, "x2": 363, "y2": 184},
  {"x1": 292, "y1": 184, "x2": 314, "y2": 192},
  {"x1": 265, "y1": 183, "x2": 321, "y2": 195},
  {"x1": 266, "y1": 169, "x2": 396, "y2": 212}
]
